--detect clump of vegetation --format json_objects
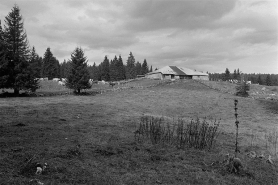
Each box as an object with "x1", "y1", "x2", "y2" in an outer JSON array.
[
  {"x1": 134, "y1": 116, "x2": 220, "y2": 151},
  {"x1": 235, "y1": 81, "x2": 250, "y2": 97}
]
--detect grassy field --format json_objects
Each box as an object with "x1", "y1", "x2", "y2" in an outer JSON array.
[{"x1": 0, "y1": 79, "x2": 278, "y2": 184}]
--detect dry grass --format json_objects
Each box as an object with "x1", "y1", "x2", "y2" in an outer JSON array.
[{"x1": 0, "y1": 79, "x2": 278, "y2": 184}]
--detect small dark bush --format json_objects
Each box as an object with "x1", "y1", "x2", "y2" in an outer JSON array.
[{"x1": 235, "y1": 82, "x2": 250, "y2": 97}]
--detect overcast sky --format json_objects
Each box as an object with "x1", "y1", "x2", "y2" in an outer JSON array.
[{"x1": 0, "y1": 0, "x2": 277, "y2": 74}]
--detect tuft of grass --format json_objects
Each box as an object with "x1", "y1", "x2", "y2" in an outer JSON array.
[{"x1": 134, "y1": 116, "x2": 220, "y2": 151}]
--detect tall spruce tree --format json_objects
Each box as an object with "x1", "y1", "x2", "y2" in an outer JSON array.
[
  {"x1": 89, "y1": 62, "x2": 99, "y2": 80},
  {"x1": 100, "y1": 56, "x2": 110, "y2": 81},
  {"x1": 66, "y1": 47, "x2": 91, "y2": 93},
  {"x1": 126, "y1": 52, "x2": 136, "y2": 79},
  {"x1": 149, "y1": 65, "x2": 153, "y2": 72},
  {"x1": 0, "y1": 20, "x2": 4, "y2": 48},
  {"x1": 266, "y1": 74, "x2": 272, "y2": 86},
  {"x1": 29, "y1": 46, "x2": 42, "y2": 78},
  {"x1": 0, "y1": 5, "x2": 39, "y2": 94},
  {"x1": 237, "y1": 68, "x2": 241, "y2": 81},
  {"x1": 42, "y1": 47, "x2": 59, "y2": 80},
  {"x1": 109, "y1": 56, "x2": 118, "y2": 81},
  {"x1": 0, "y1": 19, "x2": 10, "y2": 89},
  {"x1": 141, "y1": 59, "x2": 148, "y2": 75},
  {"x1": 233, "y1": 69, "x2": 237, "y2": 80},
  {"x1": 60, "y1": 60, "x2": 69, "y2": 78},
  {"x1": 257, "y1": 75, "x2": 263, "y2": 85},
  {"x1": 97, "y1": 64, "x2": 102, "y2": 81},
  {"x1": 116, "y1": 55, "x2": 125, "y2": 80},
  {"x1": 135, "y1": 61, "x2": 142, "y2": 76},
  {"x1": 224, "y1": 68, "x2": 230, "y2": 81}
]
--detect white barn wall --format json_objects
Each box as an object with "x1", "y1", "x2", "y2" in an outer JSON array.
[
  {"x1": 147, "y1": 73, "x2": 163, "y2": 79},
  {"x1": 192, "y1": 76, "x2": 209, "y2": 80}
]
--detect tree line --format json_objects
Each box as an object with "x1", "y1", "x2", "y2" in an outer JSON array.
[
  {"x1": 209, "y1": 68, "x2": 278, "y2": 86},
  {"x1": 0, "y1": 5, "x2": 152, "y2": 95},
  {"x1": 19, "y1": 47, "x2": 153, "y2": 81},
  {"x1": 88, "y1": 52, "x2": 152, "y2": 81},
  {"x1": 59, "y1": 52, "x2": 152, "y2": 81}
]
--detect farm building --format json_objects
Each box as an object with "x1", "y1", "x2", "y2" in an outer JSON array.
[{"x1": 146, "y1": 66, "x2": 209, "y2": 80}]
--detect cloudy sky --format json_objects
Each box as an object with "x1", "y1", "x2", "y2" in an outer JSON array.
[{"x1": 0, "y1": 0, "x2": 277, "y2": 74}]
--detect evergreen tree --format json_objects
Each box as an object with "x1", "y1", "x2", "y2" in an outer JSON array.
[
  {"x1": 126, "y1": 52, "x2": 136, "y2": 79},
  {"x1": 149, "y1": 65, "x2": 153, "y2": 72},
  {"x1": 0, "y1": 19, "x2": 5, "y2": 47},
  {"x1": 116, "y1": 55, "x2": 125, "y2": 80},
  {"x1": 88, "y1": 62, "x2": 99, "y2": 80},
  {"x1": 250, "y1": 75, "x2": 257, "y2": 84},
  {"x1": 60, "y1": 59, "x2": 71, "y2": 78},
  {"x1": 272, "y1": 76, "x2": 278, "y2": 86},
  {"x1": 66, "y1": 47, "x2": 91, "y2": 93},
  {"x1": 42, "y1": 47, "x2": 59, "y2": 79},
  {"x1": 60, "y1": 59, "x2": 66, "y2": 78},
  {"x1": 257, "y1": 75, "x2": 263, "y2": 85},
  {"x1": 236, "y1": 81, "x2": 250, "y2": 97},
  {"x1": 135, "y1": 61, "x2": 142, "y2": 76},
  {"x1": 109, "y1": 56, "x2": 118, "y2": 81},
  {"x1": 0, "y1": 5, "x2": 39, "y2": 94},
  {"x1": 224, "y1": 68, "x2": 230, "y2": 81},
  {"x1": 100, "y1": 56, "x2": 110, "y2": 81},
  {"x1": 141, "y1": 59, "x2": 148, "y2": 75},
  {"x1": 29, "y1": 46, "x2": 42, "y2": 78},
  {"x1": 233, "y1": 69, "x2": 237, "y2": 80},
  {"x1": 266, "y1": 74, "x2": 272, "y2": 86},
  {"x1": 237, "y1": 68, "x2": 241, "y2": 81},
  {"x1": 0, "y1": 19, "x2": 9, "y2": 88},
  {"x1": 55, "y1": 58, "x2": 60, "y2": 78},
  {"x1": 97, "y1": 64, "x2": 102, "y2": 81}
]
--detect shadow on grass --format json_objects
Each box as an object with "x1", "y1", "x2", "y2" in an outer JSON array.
[{"x1": 0, "y1": 91, "x2": 100, "y2": 98}]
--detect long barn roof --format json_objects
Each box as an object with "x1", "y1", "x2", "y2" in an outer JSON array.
[{"x1": 147, "y1": 66, "x2": 208, "y2": 76}]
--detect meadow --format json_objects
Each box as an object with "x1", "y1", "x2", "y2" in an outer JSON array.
[{"x1": 0, "y1": 79, "x2": 277, "y2": 184}]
